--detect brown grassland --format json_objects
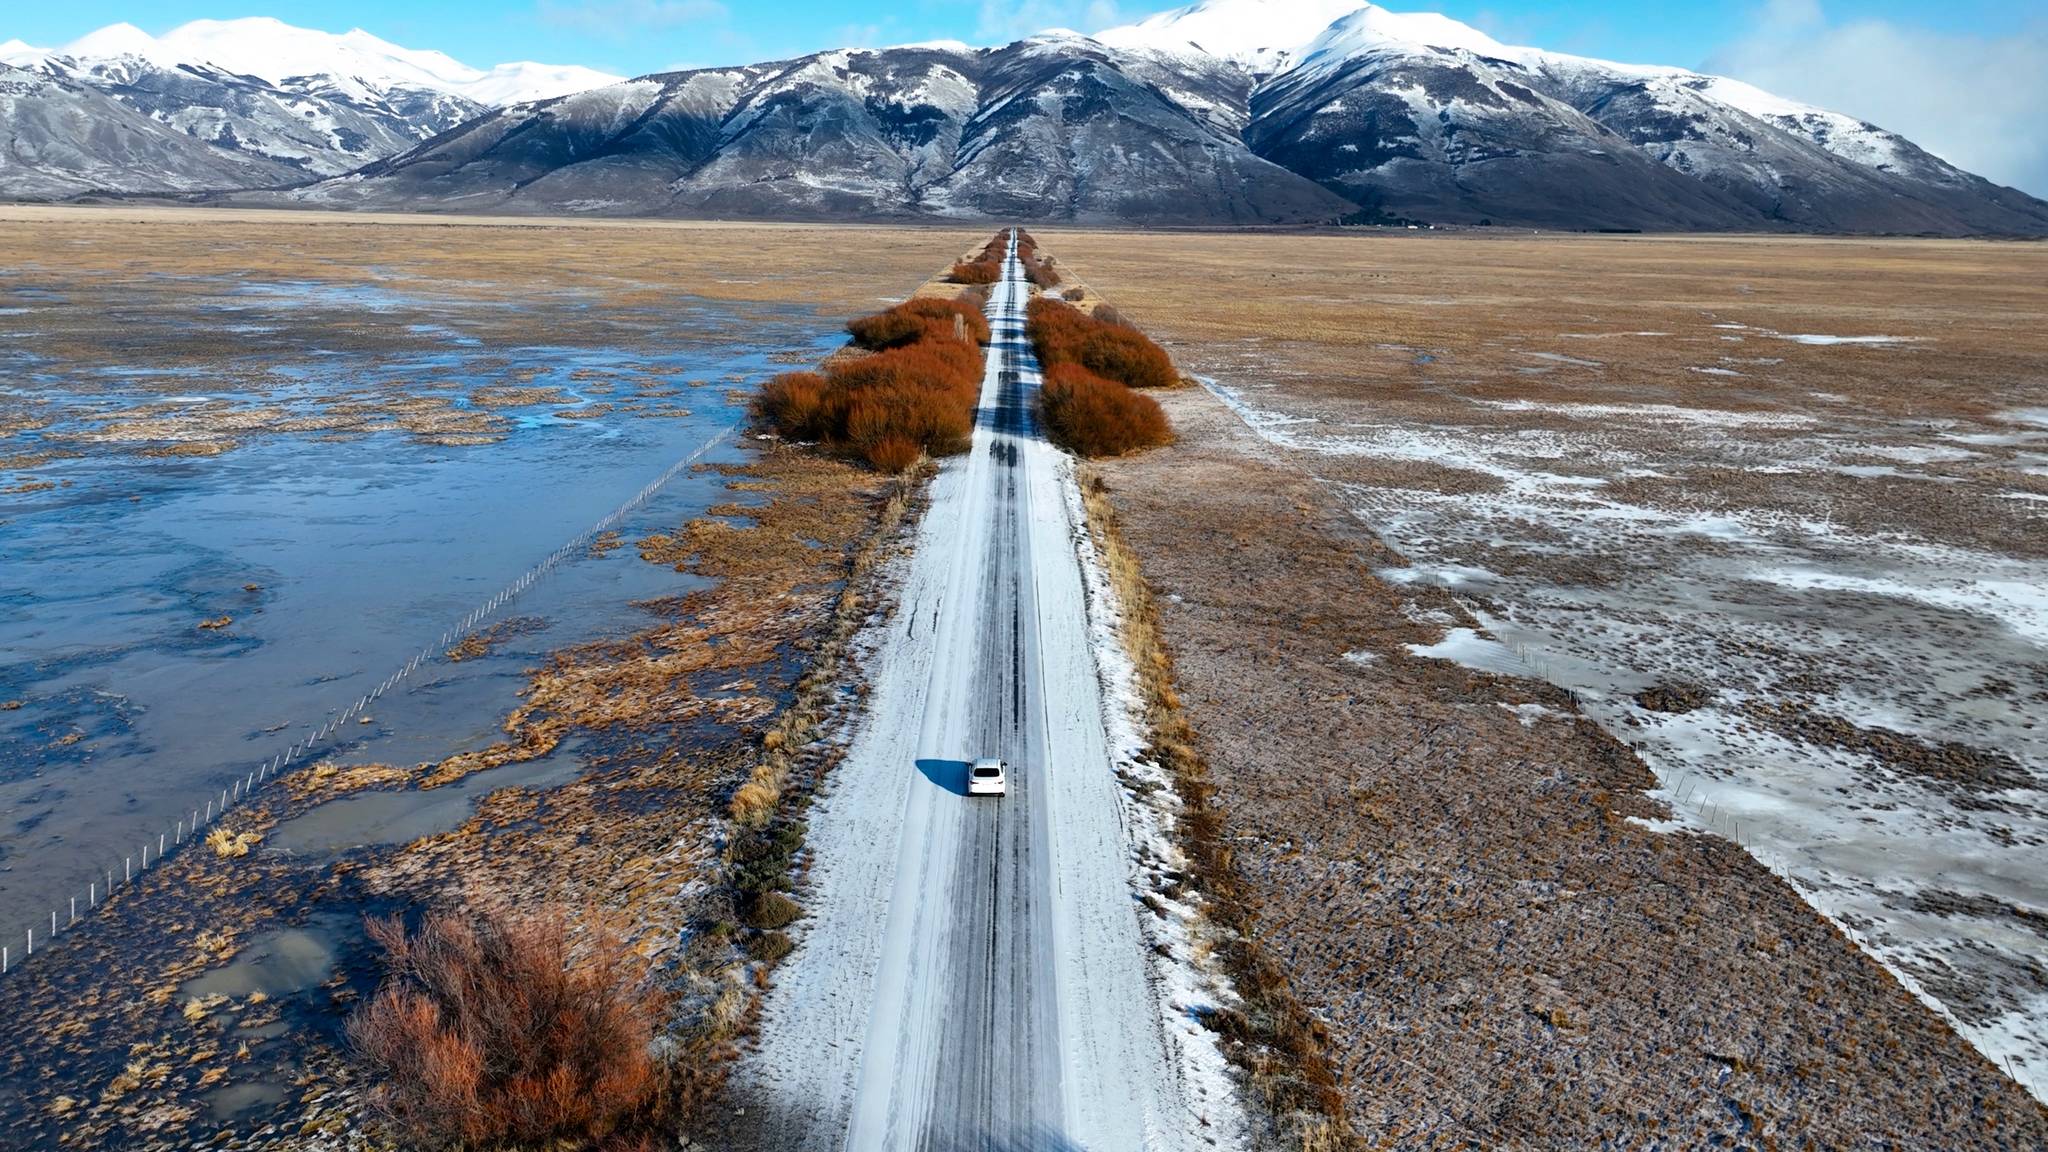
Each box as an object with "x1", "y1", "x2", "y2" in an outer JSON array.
[{"x1": 1042, "y1": 228, "x2": 2048, "y2": 1149}]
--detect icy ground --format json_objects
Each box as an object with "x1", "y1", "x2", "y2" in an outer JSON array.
[{"x1": 1204, "y1": 367, "x2": 2048, "y2": 1102}]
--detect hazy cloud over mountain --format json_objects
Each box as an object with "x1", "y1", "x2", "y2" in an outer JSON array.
[{"x1": 1709, "y1": 0, "x2": 2048, "y2": 196}]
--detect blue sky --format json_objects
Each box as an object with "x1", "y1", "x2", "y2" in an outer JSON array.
[
  {"x1": 2, "y1": 1, "x2": 2033, "y2": 76},
  {"x1": 9, "y1": 2, "x2": 2047, "y2": 193}
]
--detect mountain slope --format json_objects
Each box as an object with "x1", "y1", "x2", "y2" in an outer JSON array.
[
  {"x1": 0, "y1": 63, "x2": 298, "y2": 197},
  {"x1": 1146, "y1": 0, "x2": 2048, "y2": 233},
  {"x1": 275, "y1": 40, "x2": 1352, "y2": 224},
  {"x1": 0, "y1": 18, "x2": 618, "y2": 197}
]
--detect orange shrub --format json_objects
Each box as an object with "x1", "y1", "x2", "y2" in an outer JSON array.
[
  {"x1": 948, "y1": 260, "x2": 999, "y2": 285},
  {"x1": 846, "y1": 297, "x2": 989, "y2": 350},
  {"x1": 1039, "y1": 363, "x2": 1171, "y2": 457},
  {"x1": 757, "y1": 372, "x2": 833, "y2": 442},
  {"x1": 348, "y1": 908, "x2": 673, "y2": 1150},
  {"x1": 755, "y1": 293, "x2": 989, "y2": 472},
  {"x1": 1027, "y1": 296, "x2": 1177, "y2": 390},
  {"x1": 865, "y1": 434, "x2": 922, "y2": 473}
]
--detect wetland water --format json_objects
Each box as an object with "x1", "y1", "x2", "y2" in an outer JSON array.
[{"x1": 0, "y1": 274, "x2": 836, "y2": 952}]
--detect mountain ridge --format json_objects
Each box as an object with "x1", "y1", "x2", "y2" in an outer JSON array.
[{"x1": 5, "y1": 4, "x2": 2045, "y2": 235}]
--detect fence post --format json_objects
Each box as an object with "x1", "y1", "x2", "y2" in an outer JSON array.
[{"x1": 125, "y1": 857, "x2": 131, "y2": 883}]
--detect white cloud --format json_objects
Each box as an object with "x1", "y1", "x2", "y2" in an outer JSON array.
[
  {"x1": 537, "y1": 0, "x2": 729, "y2": 36},
  {"x1": 1707, "y1": 0, "x2": 2048, "y2": 196},
  {"x1": 974, "y1": 0, "x2": 1124, "y2": 44}
]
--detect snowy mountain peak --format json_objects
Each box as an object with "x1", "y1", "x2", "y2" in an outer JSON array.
[
  {"x1": 15, "y1": 17, "x2": 619, "y2": 106},
  {"x1": 59, "y1": 22, "x2": 164, "y2": 63},
  {"x1": 1096, "y1": 0, "x2": 1367, "y2": 72},
  {"x1": 1297, "y1": 3, "x2": 1527, "y2": 66}
]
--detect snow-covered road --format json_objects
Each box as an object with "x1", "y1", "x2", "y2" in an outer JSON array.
[{"x1": 732, "y1": 236, "x2": 1227, "y2": 1150}]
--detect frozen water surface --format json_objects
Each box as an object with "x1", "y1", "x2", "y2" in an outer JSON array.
[{"x1": 0, "y1": 277, "x2": 839, "y2": 949}]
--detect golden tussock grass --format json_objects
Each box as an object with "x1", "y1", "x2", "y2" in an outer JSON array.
[{"x1": 203, "y1": 828, "x2": 263, "y2": 859}]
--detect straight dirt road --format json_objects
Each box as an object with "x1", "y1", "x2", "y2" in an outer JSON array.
[{"x1": 732, "y1": 236, "x2": 1231, "y2": 1150}]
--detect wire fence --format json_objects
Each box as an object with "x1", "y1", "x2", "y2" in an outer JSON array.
[{"x1": 2, "y1": 425, "x2": 736, "y2": 977}]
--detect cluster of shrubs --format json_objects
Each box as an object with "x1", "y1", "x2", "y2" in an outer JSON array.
[
  {"x1": 1027, "y1": 296, "x2": 1178, "y2": 390},
  {"x1": 948, "y1": 231, "x2": 1011, "y2": 285},
  {"x1": 1040, "y1": 363, "x2": 1171, "y2": 457},
  {"x1": 348, "y1": 908, "x2": 674, "y2": 1150},
  {"x1": 948, "y1": 229, "x2": 1063, "y2": 289},
  {"x1": 1027, "y1": 296, "x2": 1175, "y2": 457},
  {"x1": 756, "y1": 295, "x2": 990, "y2": 472},
  {"x1": 1013, "y1": 229, "x2": 1062, "y2": 289}
]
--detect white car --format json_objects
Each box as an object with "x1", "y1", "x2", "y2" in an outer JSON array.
[{"x1": 967, "y1": 757, "x2": 1008, "y2": 796}]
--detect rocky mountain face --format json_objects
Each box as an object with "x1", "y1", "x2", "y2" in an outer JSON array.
[
  {"x1": 0, "y1": 63, "x2": 301, "y2": 197},
  {"x1": 1224, "y1": 4, "x2": 2048, "y2": 233},
  {"x1": 283, "y1": 37, "x2": 1350, "y2": 224},
  {"x1": 7, "y1": 4, "x2": 2046, "y2": 234},
  {"x1": 0, "y1": 18, "x2": 617, "y2": 194}
]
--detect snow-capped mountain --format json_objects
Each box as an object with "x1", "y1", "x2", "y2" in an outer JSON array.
[
  {"x1": 1, "y1": 62, "x2": 296, "y2": 198},
  {"x1": 0, "y1": 18, "x2": 620, "y2": 193},
  {"x1": 4, "y1": 18, "x2": 618, "y2": 107},
  {"x1": 5, "y1": 3, "x2": 2044, "y2": 233},
  {"x1": 278, "y1": 36, "x2": 1349, "y2": 224},
  {"x1": 1122, "y1": 0, "x2": 2044, "y2": 231}
]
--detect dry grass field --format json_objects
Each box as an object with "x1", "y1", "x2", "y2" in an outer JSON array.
[
  {"x1": 0, "y1": 206, "x2": 983, "y2": 313},
  {"x1": 1047, "y1": 229, "x2": 2048, "y2": 1147}
]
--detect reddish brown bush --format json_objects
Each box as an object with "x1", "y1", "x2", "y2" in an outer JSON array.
[
  {"x1": 1026, "y1": 259, "x2": 1062, "y2": 289},
  {"x1": 846, "y1": 297, "x2": 989, "y2": 350},
  {"x1": 347, "y1": 907, "x2": 674, "y2": 1151},
  {"x1": 864, "y1": 434, "x2": 923, "y2": 473},
  {"x1": 757, "y1": 372, "x2": 833, "y2": 442},
  {"x1": 948, "y1": 260, "x2": 999, "y2": 285},
  {"x1": 1039, "y1": 362, "x2": 1172, "y2": 457},
  {"x1": 756, "y1": 293, "x2": 989, "y2": 472},
  {"x1": 1027, "y1": 296, "x2": 1177, "y2": 390}
]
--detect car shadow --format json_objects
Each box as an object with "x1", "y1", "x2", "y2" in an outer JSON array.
[{"x1": 915, "y1": 758, "x2": 971, "y2": 796}]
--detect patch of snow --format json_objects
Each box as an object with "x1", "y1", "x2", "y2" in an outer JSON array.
[
  {"x1": 1776, "y1": 333, "x2": 1926, "y2": 346},
  {"x1": 1404, "y1": 627, "x2": 1526, "y2": 675},
  {"x1": 1380, "y1": 562, "x2": 1497, "y2": 588},
  {"x1": 1522, "y1": 350, "x2": 1602, "y2": 367},
  {"x1": 1498, "y1": 701, "x2": 1563, "y2": 727}
]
